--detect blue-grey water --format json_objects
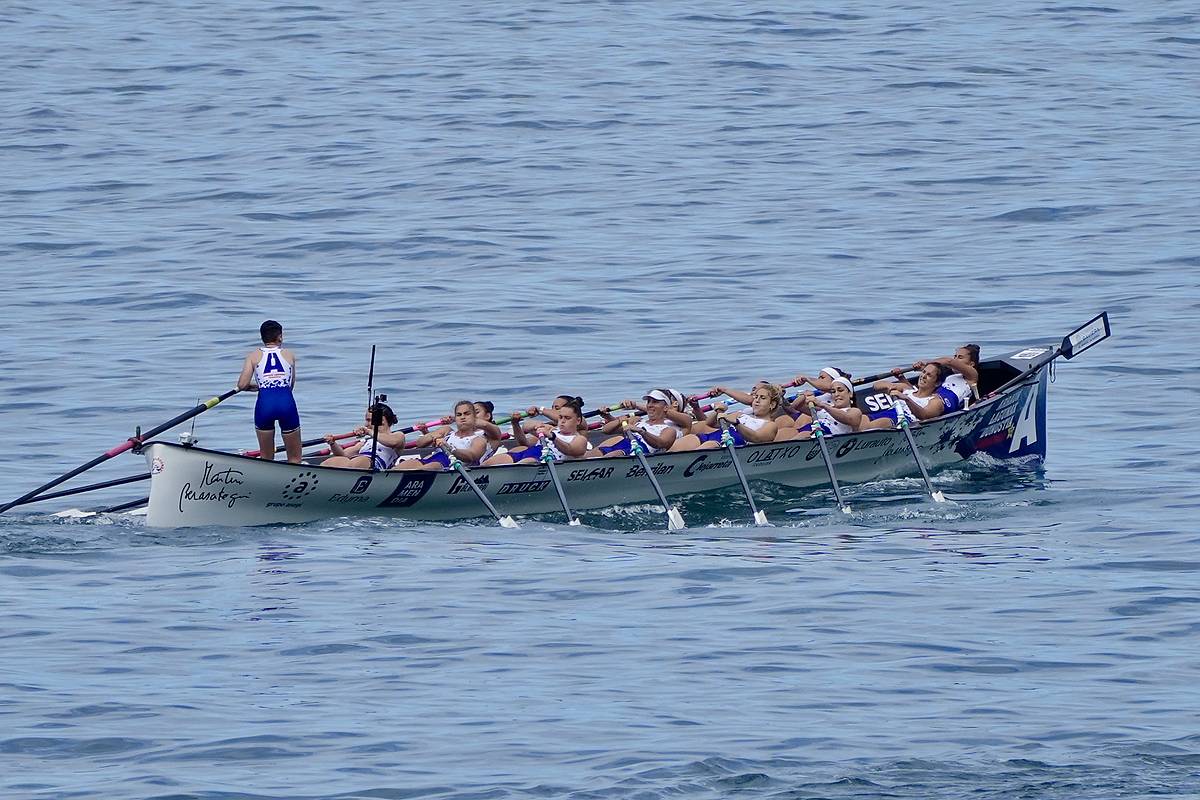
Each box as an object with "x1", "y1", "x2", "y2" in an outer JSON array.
[{"x1": 1, "y1": 2, "x2": 1197, "y2": 798}]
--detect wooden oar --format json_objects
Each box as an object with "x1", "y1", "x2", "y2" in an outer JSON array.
[
  {"x1": 718, "y1": 419, "x2": 769, "y2": 526},
  {"x1": 0, "y1": 388, "x2": 240, "y2": 515},
  {"x1": 810, "y1": 420, "x2": 851, "y2": 514},
  {"x1": 623, "y1": 420, "x2": 685, "y2": 531},
  {"x1": 895, "y1": 415, "x2": 946, "y2": 503},
  {"x1": 439, "y1": 444, "x2": 518, "y2": 528},
  {"x1": 538, "y1": 435, "x2": 581, "y2": 526}
]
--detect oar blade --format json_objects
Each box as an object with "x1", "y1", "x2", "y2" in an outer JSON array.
[
  {"x1": 931, "y1": 490, "x2": 947, "y2": 503},
  {"x1": 667, "y1": 507, "x2": 686, "y2": 531},
  {"x1": 499, "y1": 515, "x2": 520, "y2": 529},
  {"x1": 1061, "y1": 311, "x2": 1110, "y2": 360},
  {"x1": 753, "y1": 510, "x2": 770, "y2": 526}
]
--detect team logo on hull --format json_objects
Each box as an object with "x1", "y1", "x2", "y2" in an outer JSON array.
[
  {"x1": 282, "y1": 471, "x2": 320, "y2": 500},
  {"x1": 379, "y1": 473, "x2": 436, "y2": 508}
]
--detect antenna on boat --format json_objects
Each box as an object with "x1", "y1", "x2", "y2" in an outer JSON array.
[{"x1": 365, "y1": 345, "x2": 376, "y2": 410}]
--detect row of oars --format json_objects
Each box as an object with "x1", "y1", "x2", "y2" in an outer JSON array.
[{"x1": 436, "y1": 383, "x2": 949, "y2": 532}]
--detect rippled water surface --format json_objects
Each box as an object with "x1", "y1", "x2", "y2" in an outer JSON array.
[{"x1": 1, "y1": 1, "x2": 1197, "y2": 798}]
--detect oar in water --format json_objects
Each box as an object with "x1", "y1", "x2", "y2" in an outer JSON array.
[
  {"x1": 439, "y1": 444, "x2": 518, "y2": 528},
  {"x1": 0, "y1": 388, "x2": 241, "y2": 515},
  {"x1": 100, "y1": 497, "x2": 149, "y2": 514},
  {"x1": 808, "y1": 417, "x2": 851, "y2": 515},
  {"x1": 623, "y1": 421, "x2": 685, "y2": 531},
  {"x1": 539, "y1": 436, "x2": 581, "y2": 526},
  {"x1": 718, "y1": 419, "x2": 769, "y2": 526},
  {"x1": 894, "y1": 415, "x2": 946, "y2": 503}
]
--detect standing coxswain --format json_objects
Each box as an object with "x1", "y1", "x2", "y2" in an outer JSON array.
[{"x1": 236, "y1": 320, "x2": 302, "y2": 463}]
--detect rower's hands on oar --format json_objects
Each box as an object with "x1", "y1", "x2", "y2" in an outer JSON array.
[{"x1": 706, "y1": 386, "x2": 725, "y2": 399}]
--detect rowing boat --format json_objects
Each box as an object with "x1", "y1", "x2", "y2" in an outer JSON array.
[{"x1": 139, "y1": 341, "x2": 1064, "y2": 528}]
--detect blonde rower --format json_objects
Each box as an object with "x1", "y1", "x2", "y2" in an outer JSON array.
[{"x1": 670, "y1": 383, "x2": 783, "y2": 451}]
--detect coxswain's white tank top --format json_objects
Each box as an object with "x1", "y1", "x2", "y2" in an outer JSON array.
[{"x1": 254, "y1": 346, "x2": 293, "y2": 390}]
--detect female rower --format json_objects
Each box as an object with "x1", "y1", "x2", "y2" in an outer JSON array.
[
  {"x1": 589, "y1": 388, "x2": 683, "y2": 457},
  {"x1": 321, "y1": 402, "x2": 405, "y2": 470},
  {"x1": 392, "y1": 400, "x2": 488, "y2": 470},
  {"x1": 921, "y1": 344, "x2": 980, "y2": 410},
  {"x1": 773, "y1": 367, "x2": 850, "y2": 439},
  {"x1": 483, "y1": 398, "x2": 590, "y2": 465},
  {"x1": 669, "y1": 383, "x2": 784, "y2": 451},
  {"x1": 520, "y1": 395, "x2": 585, "y2": 433},
  {"x1": 869, "y1": 362, "x2": 955, "y2": 425},
  {"x1": 473, "y1": 400, "x2": 505, "y2": 461},
  {"x1": 784, "y1": 376, "x2": 862, "y2": 439},
  {"x1": 791, "y1": 366, "x2": 853, "y2": 396}
]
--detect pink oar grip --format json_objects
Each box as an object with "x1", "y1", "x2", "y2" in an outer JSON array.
[{"x1": 104, "y1": 440, "x2": 136, "y2": 458}]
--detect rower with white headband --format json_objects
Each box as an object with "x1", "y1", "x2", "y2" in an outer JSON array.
[
  {"x1": 776, "y1": 366, "x2": 854, "y2": 439},
  {"x1": 788, "y1": 375, "x2": 865, "y2": 439}
]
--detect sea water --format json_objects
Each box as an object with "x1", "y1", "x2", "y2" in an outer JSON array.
[{"x1": 0, "y1": 2, "x2": 1197, "y2": 797}]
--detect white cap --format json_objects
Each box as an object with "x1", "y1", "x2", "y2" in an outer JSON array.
[
  {"x1": 832, "y1": 376, "x2": 854, "y2": 393},
  {"x1": 819, "y1": 367, "x2": 842, "y2": 381},
  {"x1": 643, "y1": 389, "x2": 671, "y2": 404}
]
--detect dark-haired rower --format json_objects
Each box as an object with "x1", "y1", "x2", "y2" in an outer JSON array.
[
  {"x1": 393, "y1": 400, "x2": 488, "y2": 470},
  {"x1": 322, "y1": 402, "x2": 405, "y2": 470},
  {"x1": 869, "y1": 362, "x2": 956, "y2": 425},
  {"x1": 520, "y1": 395, "x2": 585, "y2": 433},
  {"x1": 917, "y1": 344, "x2": 980, "y2": 410},
  {"x1": 484, "y1": 398, "x2": 591, "y2": 464}
]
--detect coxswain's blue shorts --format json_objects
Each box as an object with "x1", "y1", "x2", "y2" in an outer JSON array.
[{"x1": 254, "y1": 388, "x2": 300, "y2": 433}]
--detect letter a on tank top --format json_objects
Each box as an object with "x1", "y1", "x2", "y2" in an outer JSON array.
[{"x1": 264, "y1": 352, "x2": 284, "y2": 375}]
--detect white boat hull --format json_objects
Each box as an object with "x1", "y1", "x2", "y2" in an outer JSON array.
[{"x1": 142, "y1": 362, "x2": 1050, "y2": 529}]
